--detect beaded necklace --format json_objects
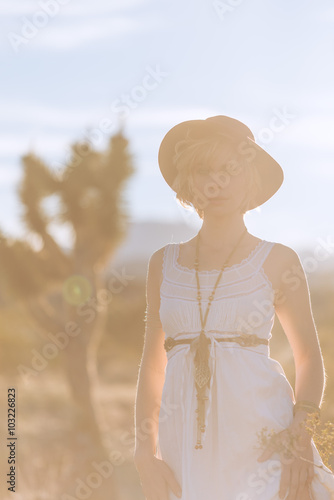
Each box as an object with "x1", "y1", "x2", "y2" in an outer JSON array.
[{"x1": 192, "y1": 226, "x2": 248, "y2": 448}]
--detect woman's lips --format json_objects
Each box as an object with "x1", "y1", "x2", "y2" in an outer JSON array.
[{"x1": 209, "y1": 197, "x2": 228, "y2": 203}]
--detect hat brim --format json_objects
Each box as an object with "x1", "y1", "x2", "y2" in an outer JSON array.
[
  {"x1": 158, "y1": 117, "x2": 284, "y2": 211},
  {"x1": 242, "y1": 136, "x2": 284, "y2": 209}
]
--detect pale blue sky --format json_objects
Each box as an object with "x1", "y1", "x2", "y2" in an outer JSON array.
[{"x1": 1, "y1": 0, "x2": 334, "y2": 254}]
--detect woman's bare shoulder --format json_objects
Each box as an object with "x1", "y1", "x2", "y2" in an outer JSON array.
[
  {"x1": 147, "y1": 244, "x2": 172, "y2": 288},
  {"x1": 264, "y1": 240, "x2": 305, "y2": 294},
  {"x1": 148, "y1": 244, "x2": 170, "y2": 267},
  {"x1": 267, "y1": 241, "x2": 303, "y2": 267}
]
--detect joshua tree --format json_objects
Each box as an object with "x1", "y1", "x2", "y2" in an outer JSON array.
[{"x1": 0, "y1": 129, "x2": 134, "y2": 499}]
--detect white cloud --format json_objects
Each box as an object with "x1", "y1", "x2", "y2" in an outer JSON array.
[
  {"x1": 124, "y1": 105, "x2": 234, "y2": 130},
  {"x1": 2, "y1": 0, "x2": 154, "y2": 53},
  {"x1": 0, "y1": 1, "x2": 46, "y2": 16},
  {"x1": 0, "y1": 100, "x2": 105, "y2": 127},
  {"x1": 0, "y1": 103, "x2": 224, "y2": 146},
  {"x1": 32, "y1": 17, "x2": 140, "y2": 50},
  {"x1": 0, "y1": 165, "x2": 21, "y2": 185},
  {"x1": 5, "y1": 16, "x2": 141, "y2": 52},
  {"x1": 313, "y1": 6, "x2": 334, "y2": 23},
  {"x1": 275, "y1": 115, "x2": 334, "y2": 149},
  {"x1": 4, "y1": 101, "x2": 332, "y2": 152},
  {"x1": 55, "y1": 0, "x2": 150, "y2": 17},
  {"x1": 1, "y1": 104, "x2": 333, "y2": 170},
  {"x1": 0, "y1": 0, "x2": 148, "y2": 17},
  {"x1": 0, "y1": 133, "x2": 76, "y2": 158}
]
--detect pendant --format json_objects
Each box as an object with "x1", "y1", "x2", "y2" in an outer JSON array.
[{"x1": 190, "y1": 331, "x2": 211, "y2": 449}]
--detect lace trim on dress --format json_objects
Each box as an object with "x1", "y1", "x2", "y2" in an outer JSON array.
[
  {"x1": 173, "y1": 239, "x2": 267, "y2": 275},
  {"x1": 162, "y1": 242, "x2": 169, "y2": 280}
]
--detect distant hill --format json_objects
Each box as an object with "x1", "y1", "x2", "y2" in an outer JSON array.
[
  {"x1": 107, "y1": 219, "x2": 334, "y2": 282},
  {"x1": 107, "y1": 219, "x2": 198, "y2": 278}
]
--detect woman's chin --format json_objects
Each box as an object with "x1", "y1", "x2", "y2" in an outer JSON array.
[
  {"x1": 207, "y1": 200, "x2": 230, "y2": 210},
  {"x1": 202, "y1": 201, "x2": 241, "y2": 216}
]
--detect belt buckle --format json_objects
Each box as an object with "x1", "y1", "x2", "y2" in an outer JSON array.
[
  {"x1": 164, "y1": 337, "x2": 175, "y2": 352},
  {"x1": 238, "y1": 332, "x2": 258, "y2": 347}
]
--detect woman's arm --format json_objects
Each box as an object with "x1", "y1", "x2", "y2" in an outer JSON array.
[
  {"x1": 274, "y1": 244, "x2": 325, "y2": 420},
  {"x1": 133, "y1": 247, "x2": 167, "y2": 459},
  {"x1": 133, "y1": 248, "x2": 183, "y2": 499},
  {"x1": 258, "y1": 244, "x2": 325, "y2": 499}
]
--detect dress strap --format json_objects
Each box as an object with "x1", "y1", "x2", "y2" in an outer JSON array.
[
  {"x1": 250, "y1": 240, "x2": 276, "y2": 272},
  {"x1": 162, "y1": 243, "x2": 172, "y2": 282}
]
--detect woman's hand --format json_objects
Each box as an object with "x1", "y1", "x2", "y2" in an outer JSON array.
[
  {"x1": 134, "y1": 452, "x2": 182, "y2": 499},
  {"x1": 257, "y1": 422, "x2": 315, "y2": 500}
]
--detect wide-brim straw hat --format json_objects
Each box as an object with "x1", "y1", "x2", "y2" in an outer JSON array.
[{"x1": 158, "y1": 115, "x2": 284, "y2": 210}]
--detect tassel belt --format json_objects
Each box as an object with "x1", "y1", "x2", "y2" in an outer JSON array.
[
  {"x1": 164, "y1": 332, "x2": 269, "y2": 352},
  {"x1": 163, "y1": 332, "x2": 269, "y2": 450}
]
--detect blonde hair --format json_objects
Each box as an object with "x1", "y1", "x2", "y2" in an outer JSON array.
[{"x1": 171, "y1": 131, "x2": 262, "y2": 219}]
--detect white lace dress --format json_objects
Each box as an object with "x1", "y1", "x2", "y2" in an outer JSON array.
[{"x1": 156, "y1": 239, "x2": 334, "y2": 500}]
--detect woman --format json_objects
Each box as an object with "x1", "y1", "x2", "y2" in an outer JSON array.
[{"x1": 133, "y1": 115, "x2": 334, "y2": 500}]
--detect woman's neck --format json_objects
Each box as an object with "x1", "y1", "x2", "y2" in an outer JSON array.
[{"x1": 198, "y1": 213, "x2": 247, "y2": 250}]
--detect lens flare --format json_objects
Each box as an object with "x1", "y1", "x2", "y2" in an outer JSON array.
[{"x1": 62, "y1": 275, "x2": 92, "y2": 306}]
